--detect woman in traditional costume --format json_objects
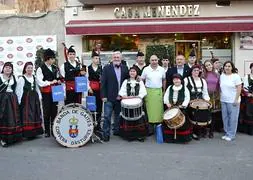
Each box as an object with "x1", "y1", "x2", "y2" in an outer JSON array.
[
  {"x1": 16, "y1": 62, "x2": 44, "y2": 138},
  {"x1": 118, "y1": 66, "x2": 147, "y2": 141},
  {"x1": 0, "y1": 62, "x2": 23, "y2": 147},
  {"x1": 163, "y1": 73, "x2": 191, "y2": 143},
  {"x1": 184, "y1": 64, "x2": 210, "y2": 140}
]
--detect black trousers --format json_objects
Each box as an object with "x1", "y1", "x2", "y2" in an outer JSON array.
[
  {"x1": 65, "y1": 91, "x2": 82, "y2": 105},
  {"x1": 42, "y1": 93, "x2": 58, "y2": 135}
]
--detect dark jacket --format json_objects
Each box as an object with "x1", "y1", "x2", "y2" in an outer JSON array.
[
  {"x1": 166, "y1": 64, "x2": 191, "y2": 87},
  {"x1": 101, "y1": 63, "x2": 129, "y2": 102}
]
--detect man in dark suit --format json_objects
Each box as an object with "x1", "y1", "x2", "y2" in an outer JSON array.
[
  {"x1": 101, "y1": 50, "x2": 129, "y2": 141},
  {"x1": 166, "y1": 55, "x2": 191, "y2": 87}
]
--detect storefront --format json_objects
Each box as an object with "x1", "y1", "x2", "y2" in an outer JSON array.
[{"x1": 64, "y1": 0, "x2": 253, "y2": 76}]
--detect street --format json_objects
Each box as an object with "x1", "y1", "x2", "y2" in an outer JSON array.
[{"x1": 1, "y1": 133, "x2": 253, "y2": 180}]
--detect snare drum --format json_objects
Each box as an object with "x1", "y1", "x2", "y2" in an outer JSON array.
[
  {"x1": 189, "y1": 99, "x2": 212, "y2": 126},
  {"x1": 53, "y1": 103, "x2": 94, "y2": 148},
  {"x1": 121, "y1": 98, "x2": 143, "y2": 120},
  {"x1": 163, "y1": 107, "x2": 185, "y2": 129}
]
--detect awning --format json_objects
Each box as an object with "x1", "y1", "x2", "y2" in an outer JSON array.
[{"x1": 66, "y1": 16, "x2": 253, "y2": 35}]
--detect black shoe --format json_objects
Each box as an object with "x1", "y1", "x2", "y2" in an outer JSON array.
[
  {"x1": 137, "y1": 138, "x2": 145, "y2": 142},
  {"x1": 103, "y1": 136, "x2": 110, "y2": 142},
  {"x1": 192, "y1": 134, "x2": 199, "y2": 140},
  {"x1": 209, "y1": 132, "x2": 214, "y2": 138},
  {"x1": 45, "y1": 133, "x2": 50, "y2": 138}
]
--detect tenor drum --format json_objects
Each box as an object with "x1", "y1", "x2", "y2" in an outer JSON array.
[
  {"x1": 121, "y1": 98, "x2": 143, "y2": 120},
  {"x1": 189, "y1": 99, "x2": 212, "y2": 126},
  {"x1": 163, "y1": 107, "x2": 185, "y2": 129},
  {"x1": 53, "y1": 103, "x2": 94, "y2": 148}
]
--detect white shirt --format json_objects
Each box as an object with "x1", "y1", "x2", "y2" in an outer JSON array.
[
  {"x1": 118, "y1": 79, "x2": 147, "y2": 99},
  {"x1": 60, "y1": 60, "x2": 77, "y2": 78},
  {"x1": 184, "y1": 77, "x2": 210, "y2": 101},
  {"x1": 0, "y1": 74, "x2": 15, "y2": 93},
  {"x1": 16, "y1": 75, "x2": 42, "y2": 104},
  {"x1": 164, "y1": 85, "x2": 190, "y2": 107},
  {"x1": 36, "y1": 64, "x2": 54, "y2": 87},
  {"x1": 141, "y1": 65, "x2": 165, "y2": 88},
  {"x1": 220, "y1": 73, "x2": 242, "y2": 103}
]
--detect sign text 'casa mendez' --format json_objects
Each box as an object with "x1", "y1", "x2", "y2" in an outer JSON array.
[{"x1": 114, "y1": 5, "x2": 200, "y2": 19}]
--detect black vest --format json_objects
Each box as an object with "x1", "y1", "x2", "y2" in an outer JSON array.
[
  {"x1": 0, "y1": 75, "x2": 17, "y2": 93},
  {"x1": 168, "y1": 85, "x2": 185, "y2": 106},
  {"x1": 126, "y1": 79, "x2": 140, "y2": 96},
  {"x1": 248, "y1": 74, "x2": 253, "y2": 93},
  {"x1": 22, "y1": 75, "x2": 36, "y2": 93},
  {"x1": 88, "y1": 65, "x2": 102, "y2": 81},
  {"x1": 64, "y1": 61, "x2": 81, "y2": 81},
  {"x1": 41, "y1": 63, "x2": 57, "y2": 81},
  {"x1": 187, "y1": 76, "x2": 204, "y2": 100}
]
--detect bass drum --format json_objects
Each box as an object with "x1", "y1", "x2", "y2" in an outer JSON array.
[{"x1": 53, "y1": 103, "x2": 94, "y2": 148}]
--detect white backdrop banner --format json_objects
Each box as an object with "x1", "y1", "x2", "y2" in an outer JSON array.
[{"x1": 0, "y1": 35, "x2": 57, "y2": 76}]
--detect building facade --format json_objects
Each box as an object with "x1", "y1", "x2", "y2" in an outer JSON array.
[{"x1": 64, "y1": 0, "x2": 253, "y2": 76}]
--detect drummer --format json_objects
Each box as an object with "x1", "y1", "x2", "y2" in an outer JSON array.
[
  {"x1": 118, "y1": 66, "x2": 147, "y2": 141},
  {"x1": 163, "y1": 73, "x2": 191, "y2": 143},
  {"x1": 184, "y1": 64, "x2": 210, "y2": 140}
]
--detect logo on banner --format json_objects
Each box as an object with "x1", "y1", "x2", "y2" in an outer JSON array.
[
  {"x1": 0, "y1": 47, "x2": 4, "y2": 52},
  {"x1": 26, "y1": 38, "x2": 33, "y2": 43},
  {"x1": 17, "y1": 46, "x2": 23, "y2": 51},
  {"x1": 17, "y1": 61, "x2": 24, "y2": 66},
  {"x1": 7, "y1": 54, "x2": 14, "y2": 59},
  {"x1": 36, "y1": 45, "x2": 43, "y2": 50},
  {"x1": 26, "y1": 53, "x2": 33, "y2": 58},
  {"x1": 0, "y1": 61, "x2": 4, "y2": 66},
  {"x1": 7, "y1": 39, "x2": 13, "y2": 44},
  {"x1": 46, "y1": 37, "x2": 53, "y2": 43},
  {"x1": 69, "y1": 116, "x2": 79, "y2": 138}
]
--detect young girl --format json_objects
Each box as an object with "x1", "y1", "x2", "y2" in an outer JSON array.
[{"x1": 202, "y1": 60, "x2": 221, "y2": 138}]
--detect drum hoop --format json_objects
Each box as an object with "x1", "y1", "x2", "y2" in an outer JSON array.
[
  {"x1": 163, "y1": 107, "x2": 180, "y2": 120},
  {"x1": 121, "y1": 101, "x2": 143, "y2": 108},
  {"x1": 120, "y1": 112, "x2": 144, "y2": 121},
  {"x1": 190, "y1": 119, "x2": 212, "y2": 126},
  {"x1": 189, "y1": 99, "x2": 212, "y2": 110}
]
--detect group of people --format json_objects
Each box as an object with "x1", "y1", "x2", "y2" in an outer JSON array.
[{"x1": 0, "y1": 46, "x2": 252, "y2": 147}]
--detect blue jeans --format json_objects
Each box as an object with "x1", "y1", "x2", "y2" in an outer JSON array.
[
  {"x1": 102, "y1": 101, "x2": 121, "y2": 137},
  {"x1": 221, "y1": 102, "x2": 240, "y2": 139}
]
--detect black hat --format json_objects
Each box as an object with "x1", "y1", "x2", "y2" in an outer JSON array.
[
  {"x1": 1, "y1": 62, "x2": 13, "y2": 73},
  {"x1": 91, "y1": 50, "x2": 99, "y2": 58},
  {"x1": 162, "y1": 55, "x2": 169, "y2": 60},
  {"x1": 68, "y1": 45, "x2": 76, "y2": 53},
  {"x1": 172, "y1": 73, "x2": 182, "y2": 81},
  {"x1": 136, "y1": 51, "x2": 144, "y2": 57},
  {"x1": 44, "y1": 48, "x2": 56, "y2": 61},
  {"x1": 189, "y1": 49, "x2": 196, "y2": 57}
]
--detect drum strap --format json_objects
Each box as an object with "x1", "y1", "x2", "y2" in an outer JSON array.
[{"x1": 188, "y1": 77, "x2": 203, "y2": 99}]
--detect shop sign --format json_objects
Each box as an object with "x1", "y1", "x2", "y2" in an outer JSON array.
[{"x1": 114, "y1": 5, "x2": 200, "y2": 19}]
